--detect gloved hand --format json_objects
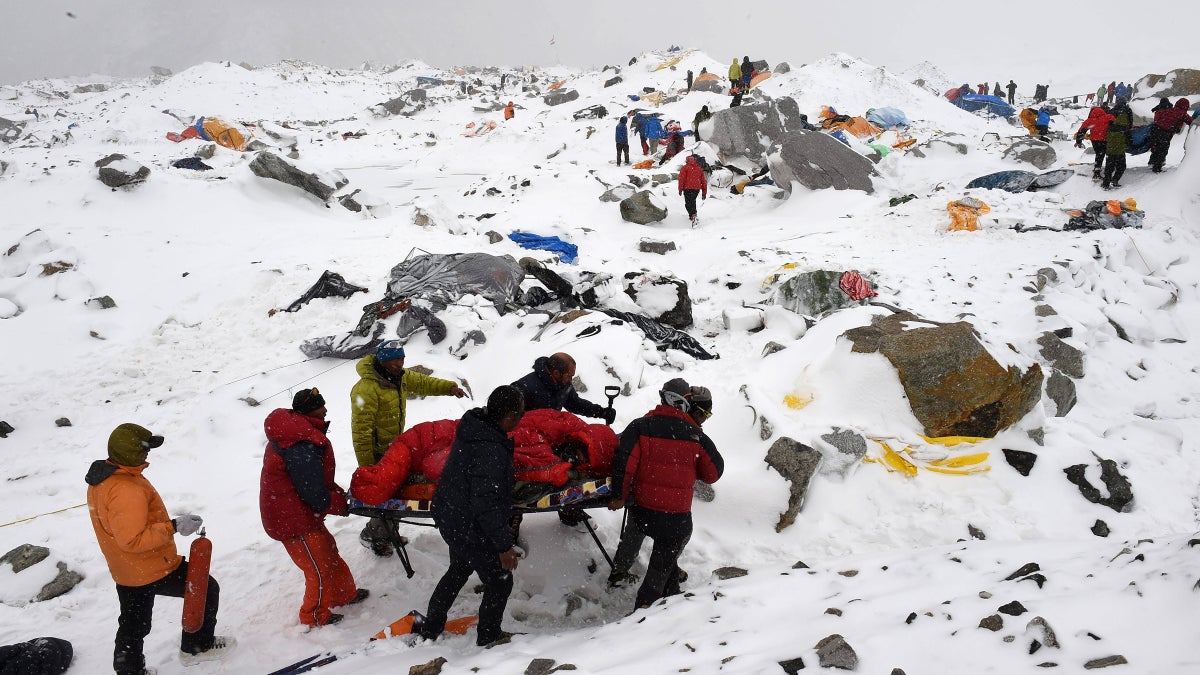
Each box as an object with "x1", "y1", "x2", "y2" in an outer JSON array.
[
  {"x1": 604, "y1": 408, "x2": 617, "y2": 426},
  {"x1": 1074, "y1": 140, "x2": 1084, "y2": 148},
  {"x1": 172, "y1": 514, "x2": 203, "y2": 536}
]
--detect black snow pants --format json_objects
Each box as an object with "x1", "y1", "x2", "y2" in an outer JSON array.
[
  {"x1": 422, "y1": 530, "x2": 513, "y2": 647},
  {"x1": 629, "y1": 505, "x2": 692, "y2": 610},
  {"x1": 114, "y1": 560, "x2": 219, "y2": 675}
]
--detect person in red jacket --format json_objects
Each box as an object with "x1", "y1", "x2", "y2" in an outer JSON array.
[
  {"x1": 607, "y1": 378, "x2": 723, "y2": 610},
  {"x1": 260, "y1": 388, "x2": 367, "y2": 627},
  {"x1": 1148, "y1": 98, "x2": 1193, "y2": 173},
  {"x1": 677, "y1": 155, "x2": 708, "y2": 226},
  {"x1": 1075, "y1": 105, "x2": 1114, "y2": 179}
]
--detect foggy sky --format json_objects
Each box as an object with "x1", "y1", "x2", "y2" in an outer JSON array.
[{"x1": 2, "y1": 0, "x2": 1195, "y2": 92}]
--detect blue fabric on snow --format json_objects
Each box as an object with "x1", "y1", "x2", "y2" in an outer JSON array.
[
  {"x1": 641, "y1": 116, "x2": 664, "y2": 140},
  {"x1": 866, "y1": 107, "x2": 909, "y2": 128},
  {"x1": 508, "y1": 232, "x2": 578, "y2": 263},
  {"x1": 951, "y1": 93, "x2": 1015, "y2": 118}
]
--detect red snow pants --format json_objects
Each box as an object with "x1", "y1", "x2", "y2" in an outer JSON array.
[{"x1": 281, "y1": 527, "x2": 358, "y2": 626}]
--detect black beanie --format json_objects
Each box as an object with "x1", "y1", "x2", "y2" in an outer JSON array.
[{"x1": 292, "y1": 388, "x2": 326, "y2": 415}]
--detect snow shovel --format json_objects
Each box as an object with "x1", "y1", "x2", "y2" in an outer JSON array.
[{"x1": 603, "y1": 385, "x2": 621, "y2": 426}]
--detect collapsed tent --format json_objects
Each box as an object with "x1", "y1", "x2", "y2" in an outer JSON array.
[
  {"x1": 300, "y1": 322, "x2": 385, "y2": 359},
  {"x1": 384, "y1": 252, "x2": 524, "y2": 309},
  {"x1": 866, "y1": 107, "x2": 910, "y2": 128},
  {"x1": 1064, "y1": 199, "x2": 1144, "y2": 231},
  {"x1": 166, "y1": 116, "x2": 252, "y2": 151},
  {"x1": 749, "y1": 72, "x2": 772, "y2": 89},
  {"x1": 600, "y1": 308, "x2": 717, "y2": 360},
  {"x1": 415, "y1": 76, "x2": 445, "y2": 87},
  {"x1": 966, "y1": 169, "x2": 1073, "y2": 193},
  {"x1": 283, "y1": 270, "x2": 368, "y2": 313},
  {"x1": 951, "y1": 93, "x2": 1015, "y2": 118},
  {"x1": 508, "y1": 232, "x2": 579, "y2": 263},
  {"x1": 947, "y1": 197, "x2": 991, "y2": 231}
]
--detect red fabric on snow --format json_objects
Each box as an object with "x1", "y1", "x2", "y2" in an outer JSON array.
[{"x1": 839, "y1": 271, "x2": 878, "y2": 301}]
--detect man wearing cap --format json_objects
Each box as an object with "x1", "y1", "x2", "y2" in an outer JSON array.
[
  {"x1": 86, "y1": 423, "x2": 234, "y2": 674},
  {"x1": 510, "y1": 353, "x2": 613, "y2": 424},
  {"x1": 261, "y1": 389, "x2": 367, "y2": 627},
  {"x1": 607, "y1": 378, "x2": 723, "y2": 610},
  {"x1": 351, "y1": 340, "x2": 467, "y2": 556}
]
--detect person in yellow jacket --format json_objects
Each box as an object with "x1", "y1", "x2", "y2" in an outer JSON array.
[
  {"x1": 352, "y1": 340, "x2": 467, "y2": 555},
  {"x1": 728, "y1": 59, "x2": 741, "y2": 87},
  {"x1": 86, "y1": 423, "x2": 235, "y2": 674}
]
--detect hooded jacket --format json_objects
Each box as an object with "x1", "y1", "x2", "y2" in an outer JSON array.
[
  {"x1": 615, "y1": 118, "x2": 628, "y2": 144},
  {"x1": 86, "y1": 460, "x2": 182, "y2": 587},
  {"x1": 1105, "y1": 104, "x2": 1133, "y2": 155},
  {"x1": 612, "y1": 404, "x2": 723, "y2": 514},
  {"x1": 350, "y1": 354, "x2": 459, "y2": 467},
  {"x1": 510, "y1": 356, "x2": 607, "y2": 419},
  {"x1": 260, "y1": 408, "x2": 347, "y2": 541},
  {"x1": 728, "y1": 59, "x2": 741, "y2": 82},
  {"x1": 678, "y1": 156, "x2": 708, "y2": 196},
  {"x1": 430, "y1": 409, "x2": 515, "y2": 553},
  {"x1": 1077, "y1": 107, "x2": 1114, "y2": 141},
  {"x1": 1153, "y1": 98, "x2": 1193, "y2": 133}
]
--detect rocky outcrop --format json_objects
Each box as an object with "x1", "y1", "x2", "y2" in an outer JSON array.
[
  {"x1": 769, "y1": 131, "x2": 877, "y2": 193},
  {"x1": 619, "y1": 190, "x2": 667, "y2": 224},
  {"x1": 765, "y1": 437, "x2": 823, "y2": 532},
  {"x1": 249, "y1": 151, "x2": 347, "y2": 202},
  {"x1": 1003, "y1": 138, "x2": 1057, "y2": 170}
]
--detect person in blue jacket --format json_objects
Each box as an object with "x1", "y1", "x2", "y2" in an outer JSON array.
[
  {"x1": 615, "y1": 117, "x2": 629, "y2": 165},
  {"x1": 1036, "y1": 107, "x2": 1051, "y2": 136},
  {"x1": 641, "y1": 114, "x2": 664, "y2": 155}
]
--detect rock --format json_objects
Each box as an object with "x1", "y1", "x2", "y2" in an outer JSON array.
[
  {"x1": 54, "y1": 418, "x2": 71, "y2": 427},
  {"x1": 573, "y1": 104, "x2": 608, "y2": 120},
  {"x1": 927, "y1": 134, "x2": 970, "y2": 155},
  {"x1": 1064, "y1": 459, "x2": 1134, "y2": 512},
  {"x1": 769, "y1": 130, "x2": 877, "y2": 194},
  {"x1": 1135, "y1": 68, "x2": 1200, "y2": 98},
  {"x1": 150, "y1": 66, "x2": 172, "y2": 77},
  {"x1": 249, "y1": 151, "x2": 347, "y2": 202},
  {"x1": 818, "y1": 427, "x2": 869, "y2": 479},
  {"x1": 692, "y1": 79, "x2": 725, "y2": 94},
  {"x1": 525, "y1": 658, "x2": 557, "y2": 675},
  {"x1": 0, "y1": 421, "x2": 13, "y2": 437},
  {"x1": 1, "y1": 544, "x2": 49, "y2": 573},
  {"x1": 775, "y1": 62, "x2": 792, "y2": 74},
  {"x1": 623, "y1": 272, "x2": 691, "y2": 328},
  {"x1": 844, "y1": 313, "x2": 1043, "y2": 437},
  {"x1": 406, "y1": 88, "x2": 427, "y2": 102},
  {"x1": 544, "y1": 89, "x2": 580, "y2": 106},
  {"x1": 1084, "y1": 656, "x2": 1128, "y2": 670},
  {"x1": 0, "y1": 115, "x2": 28, "y2": 142},
  {"x1": 638, "y1": 239, "x2": 676, "y2": 255},
  {"x1": 85, "y1": 295, "x2": 117, "y2": 309},
  {"x1": 1035, "y1": 266, "x2": 1059, "y2": 291},
  {"x1": 713, "y1": 567, "x2": 748, "y2": 580},
  {"x1": 765, "y1": 437, "x2": 823, "y2": 532},
  {"x1": 762, "y1": 341, "x2": 787, "y2": 356},
  {"x1": 95, "y1": 154, "x2": 150, "y2": 188},
  {"x1": 379, "y1": 96, "x2": 407, "y2": 116},
  {"x1": 1003, "y1": 138, "x2": 1057, "y2": 170},
  {"x1": 1045, "y1": 369, "x2": 1077, "y2": 416},
  {"x1": 709, "y1": 102, "x2": 785, "y2": 158},
  {"x1": 486, "y1": 231, "x2": 504, "y2": 244},
  {"x1": 1002, "y1": 449, "x2": 1038, "y2": 476},
  {"x1": 603, "y1": 76, "x2": 623, "y2": 88},
  {"x1": 999, "y1": 601, "x2": 1027, "y2": 616},
  {"x1": 600, "y1": 185, "x2": 636, "y2": 202},
  {"x1": 814, "y1": 634, "x2": 858, "y2": 670},
  {"x1": 1005, "y1": 563, "x2": 1041, "y2": 581},
  {"x1": 409, "y1": 656, "x2": 447, "y2": 675},
  {"x1": 825, "y1": 607, "x2": 843, "y2": 616},
  {"x1": 0, "y1": 159, "x2": 8, "y2": 176},
  {"x1": 979, "y1": 614, "x2": 1004, "y2": 631},
  {"x1": 35, "y1": 561, "x2": 83, "y2": 602},
  {"x1": 73, "y1": 83, "x2": 109, "y2": 93},
  {"x1": 1091, "y1": 519, "x2": 1110, "y2": 537},
  {"x1": 968, "y1": 524, "x2": 986, "y2": 540},
  {"x1": 775, "y1": 270, "x2": 866, "y2": 316},
  {"x1": 1027, "y1": 617, "x2": 1059, "y2": 650},
  {"x1": 650, "y1": 173, "x2": 671, "y2": 187},
  {"x1": 619, "y1": 190, "x2": 668, "y2": 224},
  {"x1": 1037, "y1": 332, "x2": 1083, "y2": 378},
  {"x1": 779, "y1": 657, "x2": 805, "y2": 674}
]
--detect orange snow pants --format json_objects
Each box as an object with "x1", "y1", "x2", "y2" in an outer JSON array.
[{"x1": 281, "y1": 527, "x2": 358, "y2": 626}]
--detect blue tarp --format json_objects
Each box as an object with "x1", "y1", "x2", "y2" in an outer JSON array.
[
  {"x1": 1129, "y1": 125, "x2": 1152, "y2": 155},
  {"x1": 951, "y1": 93, "x2": 1015, "y2": 118},
  {"x1": 966, "y1": 168, "x2": 1074, "y2": 193},
  {"x1": 866, "y1": 107, "x2": 909, "y2": 128},
  {"x1": 508, "y1": 232, "x2": 578, "y2": 264},
  {"x1": 416, "y1": 76, "x2": 446, "y2": 87}
]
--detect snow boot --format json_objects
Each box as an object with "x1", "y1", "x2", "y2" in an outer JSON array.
[
  {"x1": 347, "y1": 588, "x2": 370, "y2": 605},
  {"x1": 180, "y1": 636, "x2": 236, "y2": 667}
]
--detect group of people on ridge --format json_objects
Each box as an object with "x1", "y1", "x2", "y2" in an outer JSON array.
[
  {"x1": 1075, "y1": 95, "x2": 1193, "y2": 189},
  {"x1": 85, "y1": 340, "x2": 722, "y2": 667}
]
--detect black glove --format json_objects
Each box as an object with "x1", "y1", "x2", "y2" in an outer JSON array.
[{"x1": 604, "y1": 408, "x2": 617, "y2": 426}]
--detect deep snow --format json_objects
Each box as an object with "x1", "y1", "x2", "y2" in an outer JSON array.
[{"x1": 1, "y1": 49, "x2": 1199, "y2": 674}]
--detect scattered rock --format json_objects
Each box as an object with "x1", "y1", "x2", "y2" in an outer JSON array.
[
  {"x1": 713, "y1": 567, "x2": 748, "y2": 580},
  {"x1": 792, "y1": 561, "x2": 810, "y2": 569},
  {"x1": 573, "y1": 104, "x2": 608, "y2": 120},
  {"x1": 1064, "y1": 459, "x2": 1134, "y2": 512},
  {"x1": 968, "y1": 524, "x2": 986, "y2": 540},
  {"x1": 1003, "y1": 138, "x2": 1057, "y2": 170},
  {"x1": 1005, "y1": 563, "x2": 1041, "y2": 581},
  {"x1": 618, "y1": 190, "x2": 667, "y2": 224},
  {"x1": 36, "y1": 562, "x2": 83, "y2": 601},
  {"x1": 1037, "y1": 332, "x2": 1084, "y2": 378},
  {"x1": 1091, "y1": 519, "x2": 1110, "y2": 537},
  {"x1": 409, "y1": 656, "x2": 447, "y2": 675},
  {"x1": 638, "y1": 239, "x2": 676, "y2": 255},
  {"x1": 762, "y1": 341, "x2": 787, "y2": 356},
  {"x1": 239, "y1": 397, "x2": 261, "y2": 407},
  {"x1": 85, "y1": 295, "x2": 117, "y2": 309},
  {"x1": 1045, "y1": 369, "x2": 1077, "y2": 416},
  {"x1": 95, "y1": 153, "x2": 150, "y2": 188},
  {"x1": 54, "y1": 418, "x2": 71, "y2": 427},
  {"x1": 998, "y1": 601, "x2": 1027, "y2": 616},
  {"x1": 623, "y1": 272, "x2": 691, "y2": 328},
  {"x1": 525, "y1": 658, "x2": 557, "y2": 675},
  {"x1": 814, "y1": 634, "x2": 858, "y2": 670},
  {"x1": 249, "y1": 151, "x2": 346, "y2": 202},
  {"x1": 603, "y1": 76, "x2": 623, "y2": 88},
  {"x1": 544, "y1": 89, "x2": 580, "y2": 106},
  {"x1": 775, "y1": 62, "x2": 792, "y2": 74},
  {"x1": 0, "y1": 421, "x2": 13, "y2": 438},
  {"x1": 150, "y1": 66, "x2": 173, "y2": 77},
  {"x1": 979, "y1": 614, "x2": 1004, "y2": 631},
  {"x1": 1002, "y1": 449, "x2": 1038, "y2": 476},
  {"x1": 778, "y1": 656, "x2": 805, "y2": 673},
  {"x1": 825, "y1": 607, "x2": 843, "y2": 616},
  {"x1": 600, "y1": 185, "x2": 636, "y2": 202},
  {"x1": 1, "y1": 544, "x2": 49, "y2": 573},
  {"x1": 764, "y1": 437, "x2": 823, "y2": 532},
  {"x1": 1084, "y1": 656, "x2": 1127, "y2": 670}
]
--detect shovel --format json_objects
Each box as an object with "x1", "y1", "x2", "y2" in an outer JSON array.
[{"x1": 603, "y1": 385, "x2": 621, "y2": 426}]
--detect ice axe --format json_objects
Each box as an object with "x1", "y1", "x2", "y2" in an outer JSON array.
[{"x1": 603, "y1": 385, "x2": 621, "y2": 425}]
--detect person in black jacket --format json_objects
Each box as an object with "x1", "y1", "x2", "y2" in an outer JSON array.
[
  {"x1": 510, "y1": 353, "x2": 613, "y2": 424},
  {"x1": 419, "y1": 386, "x2": 526, "y2": 647},
  {"x1": 1006, "y1": 80, "x2": 1017, "y2": 105}
]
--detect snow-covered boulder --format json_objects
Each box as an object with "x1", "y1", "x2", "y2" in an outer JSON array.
[
  {"x1": 543, "y1": 89, "x2": 580, "y2": 107},
  {"x1": 1003, "y1": 138, "x2": 1057, "y2": 170},
  {"x1": 95, "y1": 154, "x2": 149, "y2": 188},
  {"x1": 768, "y1": 131, "x2": 877, "y2": 194},
  {"x1": 619, "y1": 190, "x2": 667, "y2": 224},
  {"x1": 249, "y1": 151, "x2": 347, "y2": 202}
]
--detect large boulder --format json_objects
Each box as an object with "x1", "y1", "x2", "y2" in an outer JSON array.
[
  {"x1": 708, "y1": 102, "x2": 785, "y2": 158},
  {"x1": 844, "y1": 312, "x2": 1044, "y2": 438},
  {"x1": 765, "y1": 437, "x2": 823, "y2": 532},
  {"x1": 692, "y1": 79, "x2": 725, "y2": 94},
  {"x1": 544, "y1": 89, "x2": 580, "y2": 107},
  {"x1": 1135, "y1": 68, "x2": 1200, "y2": 99},
  {"x1": 249, "y1": 151, "x2": 347, "y2": 202},
  {"x1": 619, "y1": 190, "x2": 667, "y2": 224},
  {"x1": 775, "y1": 270, "x2": 870, "y2": 316},
  {"x1": 775, "y1": 62, "x2": 792, "y2": 74},
  {"x1": 95, "y1": 154, "x2": 150, "y2": 188},
  {"x1": 768, "y1": 131, "x2": 877, "y2": 194},
  {"x1": 1003, "y1": 138, "x2": 1057, "y2": 170}
]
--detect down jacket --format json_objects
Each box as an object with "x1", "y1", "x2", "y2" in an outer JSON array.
[
  {"x1": 260, "y1": 408, "x2": 348, "y2": 541},
  {"x1": 350, "y1": 408, "x2": 618, "y2": 506},
  {"x1": 430, "y1": 409, "x2": 515, "y2": 554},
  {"x1": 1076, "y1": 107, "x2": 1114, "y2": 141},
  {"x1": 612, "y1": 405, "x2": 723, "y2": 514},
  {"x1": 1153, "y1": 98, "x2": 1193, "y2": 133},
  {"x1": 85, "y1": 460, "x2": 182, "y2": 587},
  {"x1": 350, "y1": 354, "x2": 459, "y2": 467},
  {"x1": 678, "y1": 156, "x2": 708, "y2": 196},
  {"x1": 511, "y1": 356, "x2": 608, "y2": 419}
]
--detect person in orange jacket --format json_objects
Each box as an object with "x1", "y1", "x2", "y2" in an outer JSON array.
[
  {"x1": 504, "y1": 101, "x2": 515, "y2": 120},
  {"x1": 260, "y1": 389, "x2": 368, "y2": 627},
  {"x1": 677, "y1": 155, "x2": 708, "y2": 225},
  {"x1": 86, "y1": 423, "x2": 235, "y2": 674}
]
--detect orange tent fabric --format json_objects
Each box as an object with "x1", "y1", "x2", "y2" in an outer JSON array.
[
  {"x1": 947, "y1": 197, "x2": 990, "y2": 231},
  {"x1": 548, "y1": 79, "x2": 568, "y2": 90},
  {"x1": 749, "y1": 72, "x2": 772, "y2": 89},
  {"x1": 695, "y1": 72, "x2": 720, "y2": 82}
]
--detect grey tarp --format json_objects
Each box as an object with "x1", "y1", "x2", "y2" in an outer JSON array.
[
  {"x1": 385, "y1": 252, "x2": 523, "y2": 308},
  {"x1": 600, "y1": 309, "x2": 718, "y2": 360},
  {"x1": 284, "y1": 270, "x2": 368, "y2": 313},
  {"x1": 300, "y1": 322, "x2": 385, "y2": 359}
]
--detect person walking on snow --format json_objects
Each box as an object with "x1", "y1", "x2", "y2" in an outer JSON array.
[
  {"x1": 686, "y1": 70, "x2": 693, "y2": 92},
  {"x1": 615, "y1": 117, "x2": 630, "y2": 165},
  {"x1": 641, "y1": 114, "x2": 664, "y2": 155},
  {"x1": 1006, "y1": 80, "x2": 1017, "y2": 105},
  {"x1": 1148, "y1": 98, "x2": 1194, "y2": 173},
  {"x1": 630, "y1": 112, "x2": 650, "y2": 156},
  {"x1": 86, "y1": 423, "x2": 235, "y2": 674},
  {"x1": 504, "y1": 101, "x2": 515, "y2": 120},
  {"x1": 352, "y1": 340, "x2": 467, "y2": 557},
  {"x1": 1075, "y1": 104, "x2": 1114, "y2": 179},
  {"x1": 677, "y1": 155, "x2": 708, "y2": 226},
  {"x1": 418, "y1": 386, "x2": 526, "y2": 648},
  {"x1": 659, "y1": 121, "x2": 685, "y2": 166},
  {"x1": 261, "y1": 389, "x2": 367, "y2": 627},
  {"x1": 1101, "y1": 97, "x2": 1133, "y2": 190},
  {"x1": 607, "y1": 379, "x2": 723, "y2": 611}
]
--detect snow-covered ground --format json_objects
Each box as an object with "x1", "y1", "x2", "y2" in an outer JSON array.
[{"x1": 1, "y1": 49, "x2": 1198, "y2": 674}]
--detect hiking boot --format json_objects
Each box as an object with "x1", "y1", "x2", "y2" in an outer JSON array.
[
  {"x1": 347, "y1": 588, "x2": 370, "y2": 605},
  {"x1": 322, "y1": 614, "x2": 344, "y2": 626},
  {"x1": 480, "y1": 630, "x2": 524, "y2": 648},
  {"x1": 675, "y1": 568, "x2": 689, "y2": 584},
  {"x1": 180, "y1": 636, "x2": 237, "y2": 667},
  {"x1": 1092, "y1": 171, "x2": 1101, "y2": 180},
  {"x1": 1100, "y1": 182, "x2": 1110, "y2": 190},
  {"x1": 1110, "y1": 182, "x2": 1121, "y2": 189},
  {"x1": 607, "y1": 571, "x2": 639, "y2": 588},
  {"x1": 558, "y1": 506, "x2": 586, "y2": 527}
]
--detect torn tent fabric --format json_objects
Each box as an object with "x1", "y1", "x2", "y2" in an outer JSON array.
[
  {"x1": 600, "y1": 309, "x2": 718, "y2": 360},
  {"x1": 166, "y1": 116, "x2": 252, "y2": 151},
  {"x1": 947, "y1": 197, "x2": 990, "y2": 231},
  {"x1": 1064, "y1": 199, "x2": 1145, "y2": 231},
  {"x1": 299, "y1": 322, "x2": 385, "y2": 359},
  {"x1": 865, "y1": 438, "x2": 990, "y2": 476},
  {"x1": 284, "y1": 270, "x2": 369, "y2": 313},
  {"x1": 384, "y1": 252, "x2": 524, "y2": 310},
  {"x1": 507, "y1": 232, "x2": 579, "y2": 263},
  {"x1": 967, "y1": 169, "x2": 1074, "y2": 193},
  {"x1": 951, "y1": 93, "x2": 1015, "y2": 118},
  {"x1": 839, "y1": 272, "x2": 878, "y2": 300},
  {"x1": 171, "y1": 157, "x2": 213, "y2": 171},
  {"x1": 866, "y1": 107, "x2": 909, "y2": 128},
  {"x1": 395, "y1": 304, "x2": 448, "y2": 345}
]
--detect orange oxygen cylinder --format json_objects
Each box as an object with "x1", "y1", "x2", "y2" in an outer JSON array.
[{"x1": 182, "y1": 531, "x2": 212, "y2": 633}]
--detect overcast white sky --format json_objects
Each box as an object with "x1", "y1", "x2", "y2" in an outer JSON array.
[{"x1": 2, "y1": 0, "x2": 1195, "y2": 91}]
